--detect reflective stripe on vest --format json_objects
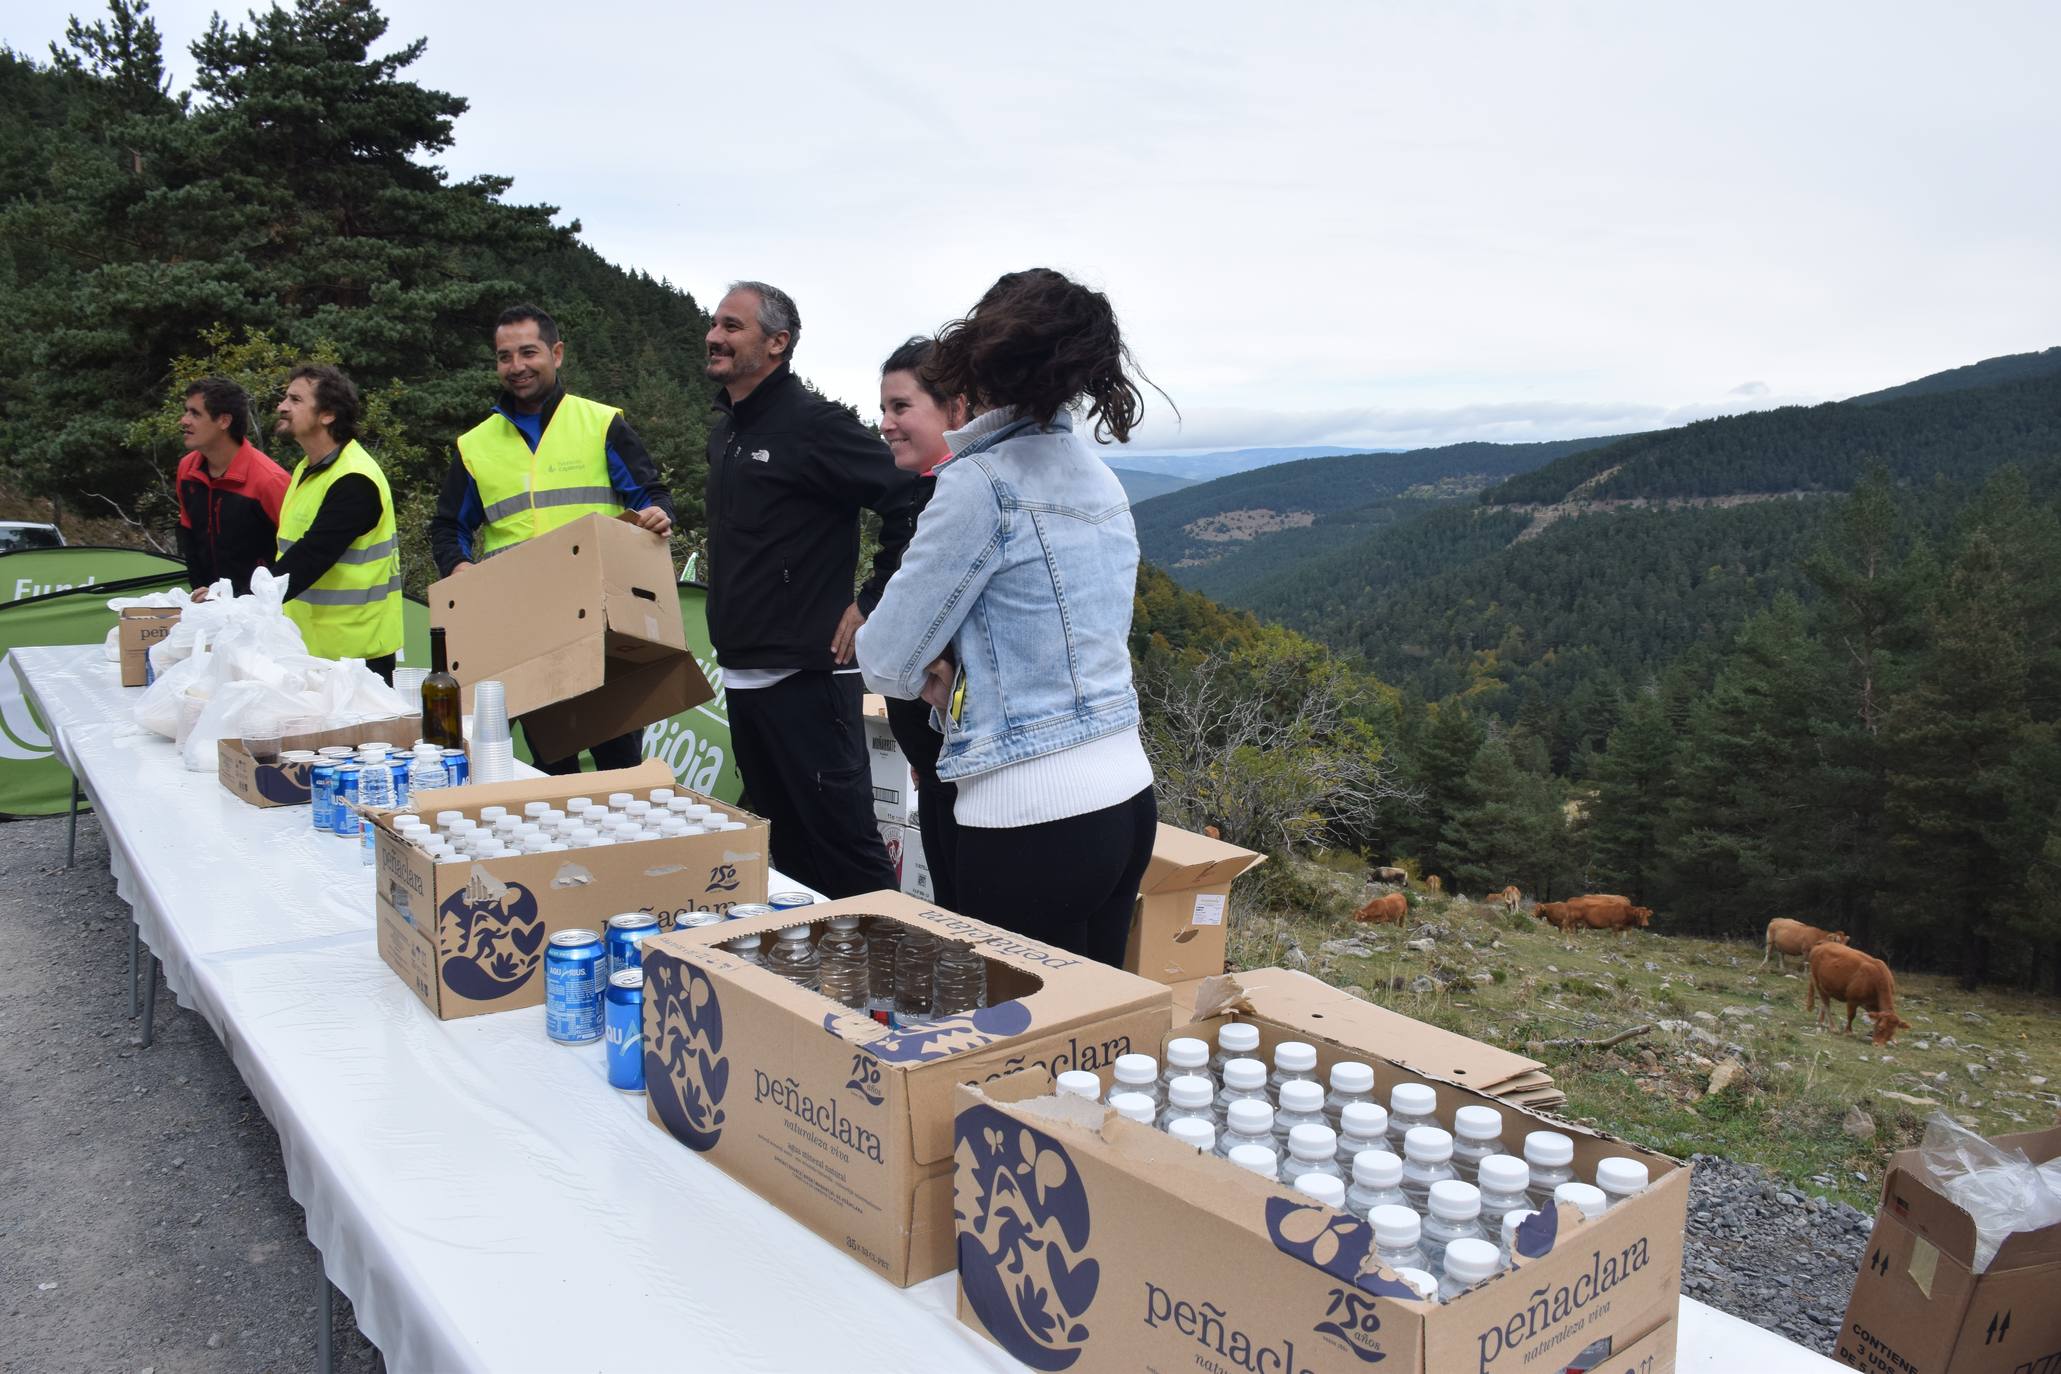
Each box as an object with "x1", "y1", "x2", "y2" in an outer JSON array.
[
  {"x1": 456, "y1": 395, "x2": 626, "y2": 557},
  {"x1": 276, "y1": 440, "x2": 403, "y2": 661}
]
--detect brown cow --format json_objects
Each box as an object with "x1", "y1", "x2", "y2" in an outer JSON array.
[
  {"x1": 1574, "y1": 901, "x2": 1652, "y2": 931},
  {"x1": 1534, "y1": 901, "x2": 1582, "y2": 930},
  {"x1": 1355, "y1": 892, "x2": 1409, "y2": 925},
  {"x1": 1805, "y1": 943, "x2": 1912, "y2": 1045},
  {"x1": 1499, "y1": 885, "x2": 1522, "y2": 913},
  {"x1": 1424, "y1": 875, "x2": 1444, "y2": 895},
  {"x1": 1760, "y1": 918, "x2": 1848, "y2": 971},
  {"x1": 1370, "y1": 866, "x2": 1410, "y2": 885}
]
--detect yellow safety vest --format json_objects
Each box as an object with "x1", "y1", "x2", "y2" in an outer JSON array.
[
  {"x1": 455, "y1": 394, "x2": 626, "y2": 558},
  {"x1": 276, "y1": 440, "x2": 403, "y2": 661}
]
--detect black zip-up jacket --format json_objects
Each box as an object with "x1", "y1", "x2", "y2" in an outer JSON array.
[{"x1": 704, "y1": 364, "x2": 917, "y2": 670}]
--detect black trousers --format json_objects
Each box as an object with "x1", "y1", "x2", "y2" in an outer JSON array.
[
  {"x1": 728, "y1": 672, "x2": 898, "y2": 899},
  {"x1": 955, "y1": 785, "x2": 1157, "y2": 969},
  {"x1": 883, "y1": 694, "x2": 961, "y2": 911},
  {"x1": 367, "y1": 653, "x2": 396, "y2": 686},
  {"x1": 525, "y1": 724, "x2": 644, "y2": 776}
]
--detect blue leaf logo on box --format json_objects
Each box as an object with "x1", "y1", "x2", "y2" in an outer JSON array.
[
  {"x1": 253, "y1": 765, "x2": 310, "y2": 805},
  {"x1": 845, "y1": 1000, "x2": 1034, "y2": 1064},
  {"x1": 646, "y1": 960, "x2": 729, "y2": 1150},
  {"x1": 954, "y1": 1105, "x2": 1098, "y2": 1370},
  {"x1": 1515, "y1": 1204, "x2": 1558, "y2": 1258},
  {"x1": 437, "y1": 881, "x2": 545, "y2": 1001}
]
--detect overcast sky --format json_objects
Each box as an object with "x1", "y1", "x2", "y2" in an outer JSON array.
[{"x1": 9, "y1": 1, "x2": 2058, "y2": 453}]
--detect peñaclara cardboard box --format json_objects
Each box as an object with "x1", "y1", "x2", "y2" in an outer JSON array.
[
  {"x1": 1124, "y1": 823, "x2": 1266, "y2": 985},
  {"x1": 427, "y1": 514, "x2": 706, "y2": 763},
  {"x1": 1833, "y1": 1124, "x2": 2061, "y2": 1374},
  {"x1": 639, "y1": 891, "x2": 1172, "y2": 1287},
  {"x1": 215, "y1": 715, "x2": 419, "y2": 807},
  {"x1": 373, "y1": 759, "x2": 768, "y2": 1019},
  {"x1": 118, "y1": 605, "x2": 182, "y2": 686}
]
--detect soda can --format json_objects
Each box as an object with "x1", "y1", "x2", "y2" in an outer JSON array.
[
  {"x1": 604, "y1": 969, "x2": 646, "y2": 1093},
  {"x1": 768, "y1": 891, "x2": 815, "y2": 910},
  {"x1": 331, "y1": 764, "x2": 362, "y2": 837},
  {"x1": 387, "y1": 752, "x2": 412, "y2": 809},
  {"x1": 310, "y1": 763, "x2": 338, "y2": 832},
  {"x1": 441, "y1": 748, "x2": 468, "y2": 786},
  {"x1": 605, "y1": 912, "x2": 660, "y2": 977},
  {"x1": 726, "y1": 902, "x2": 776, "y2": 923},
  {"x1": 674, "y1": 910, "x2": 725, "y2": 932},
  {"x1": 544, "y1": 929, "x2": 606, "y2": 1044}
]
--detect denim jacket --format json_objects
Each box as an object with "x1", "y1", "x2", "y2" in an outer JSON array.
[{"x1": 855, "y1": 407, "x2": 1141, "y2": 783}]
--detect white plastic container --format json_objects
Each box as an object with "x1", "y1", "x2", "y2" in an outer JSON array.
[
  {"x1": 1421, "y1": 1179, "x2": 1486, "y2": 1271},
  {"x1": 1108, "y1": 1053, "x2": 1163, "y2": 1109},
  {"x1": 1168, "y1": 1117, "x2": 1215, "y2": 1153},
  {"x1": 1214, "y1": 1058, "x2": 1270, "y2": 1117},
  {"x1": 1055, "y1": 1070, "x2": 1102, "y2": 1101},
  {"x1": 1400, "y1": 1125, "x2": 1457, "y2": 1211},
  {"x1": 1108, "y1": 1091, "x2": 1158, "y2": 1126},
  {"x1": 1293, "y1": 1173, "x2": 1346, "y2": 1208},
  {"x1": 1157, "y1": 1075, "x2": 1217, "y2": 1132},
  {"x1": 1335, "y1": 1100, "x2": 1390, "y2": 1170},
  {"x1": 1217, "y1": 1099, "x2": 1276, "y2": 1159},
  {"x1": 1271, "y1": 1080, "x2": 1328, "y2": 1149},
  {"x1": 1278, "y1": 1123, "x2": 1343, "y2": 1185},
  {"x1": 1210, "y1": 1022, "x2": 1260, "y2": 1077},
  {"x1": 1370, "y1": 1203, "x2": 1427, "y2": 1272},
  {"x1": 1323, "y1": 1060, "x2": 1376, "y2": 1130},
  {"x1": 1595, "y1": 1156, "x2": 1651, "y2": 1208},
  {"x1": 1228, "y1": 1143, "x2": 1279, "y2": 1179},
  {"x1": 1438, "y1": 1237, "x2": 1502, "y2": 1301},
  {"x1": 1267, "y1": 1041, "x2": 1319, "y2": 1104},
  {"x1": 1450, "y1": 1104, "x2": 1506, "y2": 1183},
  {"x1": 1346, "y1": 1149, "x2": 1408, "y2": 1220},
  {"x1": 1524, "y1": 1131, "x2": 1576, "y2": 1209},
  {"x1": 1386, "y1": 1082, "x2": 1439, "y2": 1154}
]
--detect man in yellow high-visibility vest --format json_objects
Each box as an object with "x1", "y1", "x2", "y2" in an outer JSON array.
[
  {"x1": 429, "y1": 304, "x2": 676, "y2": 772},
  {"x1": 271, "y1": 364, "x2": 403, "y2": 681}
]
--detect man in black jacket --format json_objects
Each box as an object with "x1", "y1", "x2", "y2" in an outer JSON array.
[{"x1": 704, "y1": 281, "x2": 914, "y2": 898}]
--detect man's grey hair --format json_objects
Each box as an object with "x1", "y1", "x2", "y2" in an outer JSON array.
[{"x1": 727, "y1": 280, "x2": 801, "y2": 359}]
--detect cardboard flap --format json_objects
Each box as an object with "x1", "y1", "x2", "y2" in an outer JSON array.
[
  {"x1": 1882, "y1": 1124, "x2": 2061, "y2": 1270},
  {"x1": 1138, "y1": 823, "x2": 1266, "y2": 895}
]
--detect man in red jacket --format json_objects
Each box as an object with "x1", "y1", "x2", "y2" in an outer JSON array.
[{"x1": 176, "y1": 377, "x2": 290, "y2": 597}]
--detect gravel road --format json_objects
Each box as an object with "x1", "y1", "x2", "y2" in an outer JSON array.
[{"x1": 1683, "y1": 1152, "x2": 1874, "y2": 1356}]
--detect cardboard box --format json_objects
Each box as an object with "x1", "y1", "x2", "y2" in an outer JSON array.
[
  {"x1": 955, "y1": 1005, "x2": 1684, "y2": 1372},
  {"x1": 861, "y1": 694, "x2": 918, "y2": 822},
  {"x1": 428, "y1": 514, "x2": 708, "y2": 762},
  {"x1": 1123, "y1": 823, "x2": 1266, "y2": 985},
  {"x1": 216, "y1": 715, "x2": 419, "y2": 807},
  {"x1": 640, "y1": 891, "x2": 1172, "y2": 1286},
  {"x1": 877, "y1": 820, "x2": 935, "y2": 902},
  {"x1": 373, "y1": 759, "x2": 768, "y2": 1019},
  {"x1": 118, "y1": 605, "x2": 182, "y2": 686},
  {"x1": 1834, "y1": 1125, "x2": 2061, "y2": 1374}
]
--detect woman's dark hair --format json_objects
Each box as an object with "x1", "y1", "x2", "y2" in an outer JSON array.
[
  {"x1": 880, "y1": 336, "x2": 956, "y2": 409},
  {"x1": 184, "y1": 376, "x2": 250, "y2": 443},
  {"x1": 924, "y1": 269, "x2": 1170, "y2": 444},
  {"x1": 287, "y1": 364, "x2": 361, "y2": 444}
]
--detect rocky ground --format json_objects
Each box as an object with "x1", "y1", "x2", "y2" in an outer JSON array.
[{"x1": 1683, "y1": 1152, "x2": 1875, "y2": 1355}]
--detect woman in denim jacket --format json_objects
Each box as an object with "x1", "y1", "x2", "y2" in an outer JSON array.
[{"x1": 856, "y1": 269, "x2": 1159, "y2": 966}]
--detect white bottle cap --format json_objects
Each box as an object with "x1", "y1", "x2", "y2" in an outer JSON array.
[
  {"x1": 1166, "y1": 1037, "x2": 1210, "y2": 1070},
  {"x1": 667, "y1": 797, "x2": 696, "y2": 815},
  {"x1": 1390, "y1": 1082, "x2": 1437, "y2": 1118},
  {"x1": 627, "y1": 800, "x2": 652, "y2": 818},
  {"x1": 1228, "y1": 1144, "x2": 1278, "y2": 1178},
  {"x1": 1168, "y1": 1118, "x2": 1215, "y2": 1152},
  {"x1": 722, "y1": 933, "x2": 761, "y2": 955},
  {"x1": 1596, "y1": 1157, "x2": 1650, "y2": 1197},
  {"x1": 1352, "y1": 1149, "x2": 1403, "y2": 1188},
  {"x1": 1168, "y1": 1075, "x2": 1214, "y2": 1111},
  {"x1": 1329, "y1": 1061, "x2": 1375, "y2": 1094},
  {"x1": 1428, "y1": 1179, "x2": 1481, "y2": 1221},
  {"x1": 1222, "y1": 1058, "x2": 1267, "y2": 1091},
  {"x1": 1055, "y1": 1070, "x2": 1101, "y2": 1101},
  {"x1": 478, "y1": 806, "x2": 507, "y2": 823},
  {"x1": 1404, "y1": 1126, "x2": 1454, "y2": 1164},
  {"x1": 539, "y1": 808, "x2": 565, "y2": 824},
  {"x1": 495, "y1": 816, "x2": 524, "y2": 835},
  {"x1": 826, "y1": 915, "x2": 861, "y2": 932},
  {"x1": 607, "y1": 793, "x2": 633, "y2": 809},
  {"x1": 448, "y1": 818, "x2": 478, "y2": 835},
  {"x1": 1227, "y1": 1100, "x2": 1274, "y2": 1135},
  {"x1": 566, "y1": 796, "x2": 593, "y2": 812},
  {"x1": 1273, "y1": 1041, "x2": 1317, "y2": 1074},
  {"x1": 1478, "y1": 1154, "x2": 1531, "y2": 1194},
  {"x1": 1525, "y1": 1130, "x2": 1575, "y2": 1168},
  {"x1": 1294, "y1": 1174, "x2": 1346, "y2": 1208},
  {"x1": 649, "y1": 788, "x2": 675, "y2": 803},
  {"x1": 523, "y1": 801, "x2": 549, "y2": 818},
  {"x1": 1114, "y1": 1053, "x2": 1158, "y2": 1087},
  {"x1": 1280, "y1": 1080, "x2": 1325, "y2": 1114},
  {"x1": 1341, "y1": 1101, "x2": 1389, "y2": 1140},
  {"x1": 1501, "y1": 1209, "x2": 1538, "y2": 1247},
  {"x1": 1288, "y1": 1123, "x2": 1338, "y2": 1161},
  {"x1": 1109, "y1": 1092, "x2": 1157, "y2": 1125},
  {"x1": 1442, "y1": 1238, "x2": 1501, "y2": 1285},
  {"x1": 1554, "y1": 1182, "x2": 1609, "y2": 1219},
  {"x1": 777, "y1": 925, "x2": 811, "y2": 943},
  {"x1": 1393, "y1": 1267, "x2": 1439, "y2": 1301},
  {"x1": 434, "y1": 810, "x2": 463, "y2": 827},
  {"x1": 1218, "y1": 1022, "x2": 1260, "y2": 1055},
  {"x1": 685, "y1": 803, "x2": 713, "y2": 819},
  {"x1": 1454, "y1": 1105, "x2": 1503, "y2": 1141},
  {"x1": 1370, "y1": 1204, "x2": 1420, "y2": 1247},
  {"x1": 718, "y1": 821, "x2": 746, "y2": 831}
]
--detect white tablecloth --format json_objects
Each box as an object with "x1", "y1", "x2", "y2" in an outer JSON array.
[{"x1": 15, "y1": 644, "x2": 1845, "y2": 1372}]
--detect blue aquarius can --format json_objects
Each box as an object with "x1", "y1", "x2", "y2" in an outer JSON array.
[
  {"x1": 387, "y1": 750, "x2": 412, "y2": 808},
  {"x1": 441, "y1": 748, "x2": 468, "y2": 787},
  {"x1": 725, "y1": 902, "x2": 776, "y2": 923},
  {"x1": 310, "y1": 763, "x2": 338, "y2": 832},
  {"x1": 768, "y1": 891, "x2": 815, "y2": 910},
  {"x1": 604, "y1": 968, "x2": 646, "y2": 1093},
  {"x1": 544, "y1": 929, "x2": 606, "y2": 1044},
  {"x1": 605, "y1": 912, "x2": 661, "y2": 977},
  {"x1": 330, "y1": 764, "x2": 362, "y2": 837}
]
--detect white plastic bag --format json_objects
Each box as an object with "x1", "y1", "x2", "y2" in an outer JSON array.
[
  {"x1": 102, "y1": 586, "x2": 201, "y2": 661},
  {"x1": 1918, "y1": 1112, "x2": 2061, "y2": 1273}
]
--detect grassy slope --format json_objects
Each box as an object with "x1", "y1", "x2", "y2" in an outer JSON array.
[{"x1": 1229, "y1": 862, "x2": 2061, "y2": 1210}]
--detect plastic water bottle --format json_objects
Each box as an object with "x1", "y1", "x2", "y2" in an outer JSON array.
[
  {"x1": 1108, "y1": 1054, "x2": 1163, "y2": 1110},
  {"x1": 1293, "y1": 1173, "x2": 1346, "y2": 1209},
  {"x1": 1163, "y1": 1037, "x2": 1212, "y2": 1093},
  {"x1": 1400, "y1": 1126, "x2": 1457, "y2": 1211},
  {"x1": 1450, "y1": 1105, "x2": 1506, "y2": 1184},
  {"x1": 1210, "y1": 1022, "x2": 1260, "y2": 1076},
  {"x1": 1523, "y1": 1131, "x2": 1576, "y2": 1210},
  {"x1": 765, "y1": 925, "x2": 820, "y2": 992},
  {"x1": 1497, "y1": 1209, "x2": 1538, "y2": 1266},
  {"x1": 1370, "y1": 1205, "x2": 1427, "y2": 1272},
  {"x1": 1421, "y1": 1179, "x2": 1486, "y2": 1272},
  {"x1": 1267, "y1": 1041, "x2": 1319, "y2": 1104},
  {"x1": 1386, "y1": 1083, "x2": 1439, "y2": 1155},
  {"x1": 1158, "y1": 1075, "x2": 1216, "y2": 1132},
  {"x1": 893, "y1": 928, "x2": 939, "y2": 1023},
  {"x1": 817, "y1": 916, "x2": 870, "y2": 1010},
  {"x1": 932, "y1": 941, "x2": 987, "y2": 1015},
  {"x1": 1393, "y1": 1268, "x2": 1439, "y2": 1303},
  {"x1": 1168, "y1": 1118, "x2": 1215, "y2": 1154},
  {"x1": 1323, "y1": 1061, "x2": 1376, "y2": 1130},
  {"x1": 1595, "y1": 1157, "x2": 1651, "y2": 1209},
  {"x1": 1346, "y1": 1150, "x2": 1408, "y2": 1220},
  {"x1": 1279, "y1": 1124, "x2": 1343, "y2": 1185},
  {"x1": 1214, "y1": 1058, "x2": 1269, "y2": 1117},
  {"x1": 866, "y1": 917, "x2": 904, "y2": 1018},
  {"x1": 1438, "y1": 1238, "x2": 1502, "y2": 1301},
  {"x1": 1108, "y1": 1091, "x2": 1157, "y2": 1125},
  {"x1": 1553, "y1": 1182, "x2": 1609, "y2": 1221},
  {"x1": 1272, "y1": 1080, "x2": 1327, "y2": 1150},
  {"x1": 1216, "y1": 1099, "x2": 1275, "y2": 1158},
  {"x1": 1056, "y1": 1070, "x2": 1103, "y2": 1102},
  {"x1": 1336, "y1": 1101, "x2": 1390, "y2": 1170},
  {"x1": 358, "y1": 763, "x2": 394, "y2": 865},
  {"x1": 1477, "y1": 1155, "x2": 1533, "y2": 1238},
  {"x1": 1228, "y1": 1143, "x2": 1279, "y2": 1179}
]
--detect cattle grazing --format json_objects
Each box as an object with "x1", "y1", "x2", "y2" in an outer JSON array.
[
  {"x1": 1534, "y1": 901, "x2": 1581, "y2": 930},
  {"x1": 1499, "y1": 885, "x2": 1522, "y2": 913},
  {"x1": 1355, "y1": 892, "x2": 1409, "y2": 925},
  {"x1": 1805, "y1": 944, "x2": 1913, "y2": 1045},
  {"x1": 1574, "y1": 901, "x2": 1651, "y2": 931},
  {"x1": 1425, "y1": 875, "x2": 1444, "y2": 895},
  {"x1": 1760, "y1": 918, "x2": 1848, "y2": 971},
  {"x1": 1370, "y1": 866, "x2": 1410, "y2": 885}
]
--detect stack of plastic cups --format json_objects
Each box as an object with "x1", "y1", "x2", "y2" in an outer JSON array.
[
  {"x1": 470, "y1": 680, "x2": 515, "y2": 783},
  {"x1": 392, "y1": 667, "x2": 428, "y2": 717}
]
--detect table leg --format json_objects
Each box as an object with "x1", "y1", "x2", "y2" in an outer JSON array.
[
  {"x1": 141, "y1": 955, "x2": 158, "y2": 1049},
  {"x1": 128, "y1": 918, "x2": 139, "y2": 1018},
  {"x1": 318, "y1": 1264, "x2": 335, "y2": 1374},
  {"x1": 65, "y1": 775, "x2": 81, "y2": 867}
]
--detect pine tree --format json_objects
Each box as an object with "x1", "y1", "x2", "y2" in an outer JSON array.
[
  {"x1": 1402, "y1": 703, "x2": 1484, "y2": 879},
  {"x1": 1585, "y1": 690, "x2": 1677, "y2": 904},
  {"x1": 1443, "y1": 733, "x2": 1576, "y2": 899}
]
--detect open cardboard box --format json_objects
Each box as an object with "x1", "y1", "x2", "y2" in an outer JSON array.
[
  {"x1": 639, "y1": 891, "x2": 1173, "y2": 1287},
  {"x1": 216, "y1": 715, "x2": 418, "y2": 808},
  {"x1": 1834, "y1": 1123, "x2": 2061, "y2": 1373},
  {"x1": 1123, "y1": 823, "x2": 1266, "y2": 985},
  {"x1": 372, "y1": 759, "x2": 768, "y2": 1019},
  {"x1": 427, "y1": 514, "x2": 707, "y2": 762},
  {"x1": 118, "y1": 605, "x2": 181, "y2": 686}
]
